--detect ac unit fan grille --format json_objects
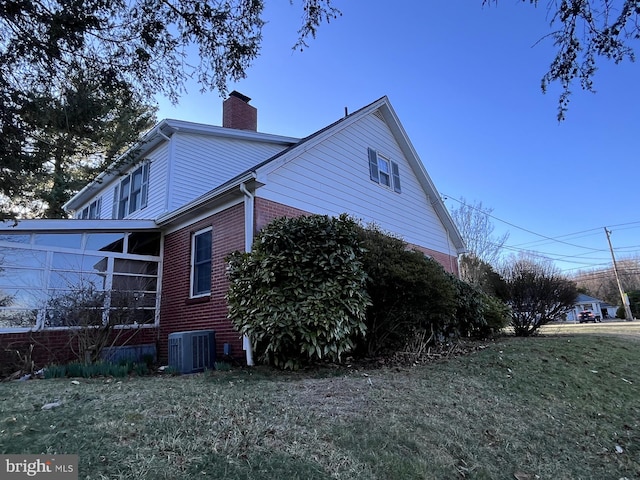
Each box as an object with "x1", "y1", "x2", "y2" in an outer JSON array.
[{"x1": 168, "y1": 330, "x2": 215, "y2": 374}]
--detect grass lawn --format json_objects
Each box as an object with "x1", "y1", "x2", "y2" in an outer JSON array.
[{"x1": 1, "y1": 333, "x2": 639, "y2": 479}]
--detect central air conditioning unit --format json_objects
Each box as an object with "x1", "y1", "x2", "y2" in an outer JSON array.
[{"x1": 168, "y1": 330, "x2": 216, "y2": 374}]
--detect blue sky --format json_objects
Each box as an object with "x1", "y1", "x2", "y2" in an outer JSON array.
[{"x1": 156, "y1": 1, "x2": 640, "y2": 275}]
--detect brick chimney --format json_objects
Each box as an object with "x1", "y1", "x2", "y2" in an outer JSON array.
[{"x1": 222, "y1": 91, "x2": 257, "y2": 131}]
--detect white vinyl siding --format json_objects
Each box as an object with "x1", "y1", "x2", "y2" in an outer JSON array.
[
  {"x1": 140, "y1": 142, "x2": 170, "y2": 219},
  {"x1": 71, "y1": 131, "x2": 290, "y2": 221},
  {"x1": 256, "y1": 113, "x2": 457, "y2": 255},
  {"x1": 101, "y1": 143, "x2": 169, "y2": 220},
  {"x1": 168, "y1": 133, "x2": 289, "y2": 211}
]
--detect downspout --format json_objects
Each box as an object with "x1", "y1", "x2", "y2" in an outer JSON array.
[{"x1": 239, "y1": 182, "x2": 255, "y2": 366}]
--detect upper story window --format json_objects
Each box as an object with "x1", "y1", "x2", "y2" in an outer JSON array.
[
  {"x1": 368, "y1": 148, "x2": 401, "y2": 193},
  {"x1": 191, "y1": 227, "x2": 212, "y2": 297},
  {"x1": 76, "y1": 197, "x2": 102, "y2": 219},
  {"x1": 112, "y1": 162, "x2": 150, "y2": 219}
]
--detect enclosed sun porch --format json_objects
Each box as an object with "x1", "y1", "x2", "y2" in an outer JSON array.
[{"x1": 0, "y1": 220, "x2": 162, "y2": 336}]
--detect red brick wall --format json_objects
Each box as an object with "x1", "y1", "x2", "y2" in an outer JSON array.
[
  {"x1": 159, "y1": 203, "x2": 245, "y2": 363},
  {"x1": 255, "y1": 197, "x2": 459, "y2": 275},
  {"x1": 254, "y1": 197, "x2": 310, "y2": 231},
  {"x1": 0, "y1": 199, "x2": 459, "y2": 369},
  {"x1": 410, "y1": 244, "x2": 460, "y2": 276},
  {"x1": 222, "y1": 94, "x2": 257, "y2": 131},
  {"x1": 0, "y1": 328, "x2": 157, "y2": 372}
]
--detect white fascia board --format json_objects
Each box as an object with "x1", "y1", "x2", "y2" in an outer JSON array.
[
  {"x1": 0, "y1": 219, "x2": 159, "y2": 232},
  {"x1": 163, "y1": 119, "x2": 300, "y2": 145},
  {"x1": 377, "y1": 101, "x2": 466, "y2": 254}
]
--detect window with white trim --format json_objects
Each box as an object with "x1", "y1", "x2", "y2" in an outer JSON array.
[
  {"x1": 112, "y1": 162, "x2": 150, "y2": 219},
  {"x1": 191, "y1": 227, "x2": 212, "y2": 297},
  {"x1": 76, "y1": 197, "x2": 102, "y2": 219},
  {"x1": 368, "y1": 148, "x2": 401, "y2": 193}
]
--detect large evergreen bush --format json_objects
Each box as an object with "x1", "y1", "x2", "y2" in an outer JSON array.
[
  {"x1": 355, "y1": 226, "x2": 457, "y2": 356},
  {"x1": 227, "y1": 215, "x2": 510, "y2": 368},
  {"x1": 226, "y1": 214, "x2": 370, "y2": 369}
]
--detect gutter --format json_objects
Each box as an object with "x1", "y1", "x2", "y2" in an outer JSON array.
[{"x1": 239, "y1": 182, "x2": 255, "y2": 367}]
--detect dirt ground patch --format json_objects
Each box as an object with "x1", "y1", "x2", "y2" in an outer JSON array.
[{"x1": 277, "y1": 375, "x2": 374, "y2": 419}]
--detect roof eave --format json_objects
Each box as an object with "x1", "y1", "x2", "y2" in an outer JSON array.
[
  {"x1": 63, "y1": 120, "x2": 173, "y2": 211},
  {"x1": 155, "y1": 172, "x2": 261, "y2": 229},
  {"x1": 64, "y1": 119, "x2": 300, "y2": 212},
  {"x1": 162, "y1": 119, "x2": 300, "y2": 145},
  {"x1": 0, "y1": 218, "x2": 159, "y2": 232},
  {"x1": 373, "y1": 101, "x2": 466, "y2": 253}
]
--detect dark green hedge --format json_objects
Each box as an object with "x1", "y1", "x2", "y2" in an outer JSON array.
[
  {"x1": 226, "y1": 214, "x2": 370, "y2": 369},
  {"x1": 227, "y1": 214, "x2": 509, "y2": 368}
]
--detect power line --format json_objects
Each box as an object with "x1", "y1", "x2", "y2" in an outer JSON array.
[
  {"x1": 442, "y1": 194, "x2": 603, "y2": 252},
  {"x1": 442, "y1": 194, "x2": 640, "y2": 272},
  {"x1": 511, "y1": 222, "x2": 640, "y2": 249}
]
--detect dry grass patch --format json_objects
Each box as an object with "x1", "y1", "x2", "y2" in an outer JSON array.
[
  {"x1": 541, "y1": 320, "x2": 640, "y2": 340},
  {"x1": 1, "y1": 335, "x2": 639, "y2": 479}
]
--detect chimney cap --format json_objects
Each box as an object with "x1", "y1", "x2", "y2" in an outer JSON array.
[{"x1": 228, "y1": 90, "x2": 251, "y2": 103}]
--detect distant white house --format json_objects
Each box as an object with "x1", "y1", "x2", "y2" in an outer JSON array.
[{"x1": 566, "y1": 293, "x2": 619, "y2": 321}]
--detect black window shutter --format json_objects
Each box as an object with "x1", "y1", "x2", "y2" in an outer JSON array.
[
  {"x1": 112, "y1": 184, "x2": 120, "y2": 219},
  {"x1": 391, "y1": 161, "x2": 401, "y2": 193},
  {"x1": 141, "y1": 162, "x2": 150, "y2": 209},
  {"x1": 368, "y1": 148, "x2": 379, "y2": 183}
]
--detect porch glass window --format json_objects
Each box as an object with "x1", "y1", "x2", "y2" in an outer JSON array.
[{"x1": 0, "y1": 231, "x2": 161, "y2": 331}]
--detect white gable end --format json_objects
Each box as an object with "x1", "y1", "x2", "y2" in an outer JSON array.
[{"x1": 256, "y1": 110, "x2": 458, "y2": 255}]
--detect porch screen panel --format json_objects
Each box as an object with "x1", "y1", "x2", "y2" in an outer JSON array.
[{"x1": 0, "y1": 231, "x2": 161, "y2": 330}]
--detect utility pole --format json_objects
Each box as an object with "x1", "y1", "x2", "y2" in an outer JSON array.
[{"x1": 605, "y1": 228, "x2": 634, "y2": 321}]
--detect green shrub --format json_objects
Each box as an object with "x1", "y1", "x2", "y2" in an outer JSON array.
[
  {"x1": 214, "y1": 361, "x2": 231, "y2": 371},
  {"x1": 65, "y1": 362, "x2": 89, "y2": 378},
  {"x1": 162, "y1": 365, "x2": 178, "y2": 375},
  {"x1": 141, "y1": 354, "x2": 155, "y2": 368},
  {"x1": 226, "y1": 214, "x2": 370, "y2": 370},
  {"x1": 355, "y1": 226, "x2": 457, "y2": 356},
  {"x1": 450, "y1": 276, "x2": 509, "y2": 339},
  {"x1": 480, "y1": 294, "x2": 511, "y2": 335},
  {"x1": 44, "y1": 364, "x2": 67, "y2": 379},
  {"x1": 43, "y1": 361, "x2": 149, "y2": 378},
  {"x1": 132, "y1": 362, "x2": 149, "y2": 376},
  {"x1": 622, "y1": 290, "x2": 640, "y2": 319},
  {"x1": 451, "y1": 276, "x2": 487, "y2": 338}
]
